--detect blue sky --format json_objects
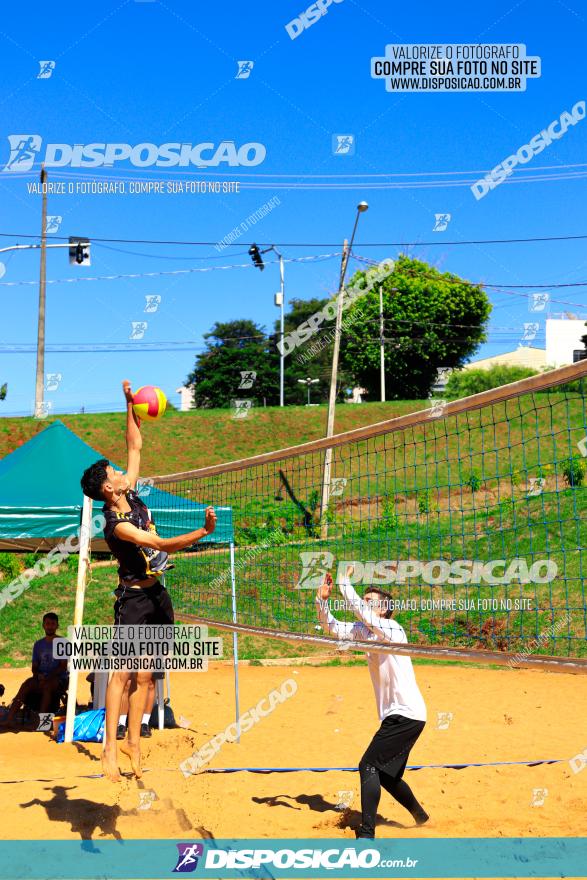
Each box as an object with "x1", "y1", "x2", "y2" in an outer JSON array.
[{"x1": 0, "y1": 0, "x2": 586, "y2": 415}]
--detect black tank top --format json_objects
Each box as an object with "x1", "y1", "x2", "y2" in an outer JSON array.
[{"x1": 102, "y1": 489, "x2": 170, "y2": 585}]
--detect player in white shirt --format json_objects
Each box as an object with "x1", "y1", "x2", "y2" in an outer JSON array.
[{"x1": 316, "y1": 566, "x2": 429, "y2": 838}]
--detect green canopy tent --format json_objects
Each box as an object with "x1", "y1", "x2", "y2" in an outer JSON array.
[{"x1": 0, "y1": 420, "x2": 233, "y2": 549}]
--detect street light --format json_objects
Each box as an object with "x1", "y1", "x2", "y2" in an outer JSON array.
[
  {"x1": 298, "y1": 377, "x2": 319, "y2": 406},
  {"x1": 250, "y1": 242, "x2": 285, "y2": 407},
  {"x1": 320, "y1": 201, "x2": 369, "y2": 536}
]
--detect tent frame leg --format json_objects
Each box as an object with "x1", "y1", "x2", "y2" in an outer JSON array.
[{"x1": 229, "y1": 542, "x2": 240, "y2": 743}]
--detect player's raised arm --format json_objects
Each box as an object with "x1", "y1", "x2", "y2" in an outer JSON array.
[
  {"x1": 315, "y1": 572, "x2": 357, "y2": 639},
  {"x1": 338, "y1": 564, "x2": 403, "y2": 644},
  {"x1": 123, "y1": 379, "x2": 142, "y2": 490},
  {"x1": 113, "y1": 506, "x2": 217, "y2": 553}
]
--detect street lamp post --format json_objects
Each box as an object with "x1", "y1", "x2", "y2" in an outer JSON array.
[
  {"x1": 297, "y1": 376, "x2": 319, "y2": 406},
  {"x1": 320, "y1": 201, "x2": 369, "y2": 536}
]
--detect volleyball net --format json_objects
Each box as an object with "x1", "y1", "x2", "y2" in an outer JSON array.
[{"x1": 148, "y1": 360, "x2": 587, "y2": 671}]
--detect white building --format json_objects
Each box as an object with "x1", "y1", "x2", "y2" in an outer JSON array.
[
  {"x1": 545, "y1": 318, "x2": 587, "y2": 367},
  {"x1": 176, "y1": 386, "x2": 195, "y2": 411},
  {"x1": 462, "y1": 347, "x2": 547, "y2": 372}
]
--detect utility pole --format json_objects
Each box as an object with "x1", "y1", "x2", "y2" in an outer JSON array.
[
  {"x1": 379, "y1": 281, "x2": 386, "y2": 402},
  {"x1": 319, "y1": 201, "x2": 369, "y2": 538},
  {"x1": 34, "y1": 165, "x2": 47, "y2": 419}
]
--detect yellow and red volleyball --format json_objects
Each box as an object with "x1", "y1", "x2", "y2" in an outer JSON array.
[{"x1": 132, "y1": 385, "x2": 167, "y2": 421}]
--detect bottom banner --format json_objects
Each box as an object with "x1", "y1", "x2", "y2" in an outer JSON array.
[{"x1": 0, "y1": 838, "x2": 585, "y2": 879}]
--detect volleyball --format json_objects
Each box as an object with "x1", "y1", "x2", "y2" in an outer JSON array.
[{"x1": 132, "y1": 385, "x2": 167, "y2": 421}]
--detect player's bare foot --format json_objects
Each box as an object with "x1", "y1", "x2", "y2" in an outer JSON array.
[
  {"x1": 120, "y1": 740, "x2": 142, "y2": 779},
  {"x1": 101, "y1": 749, "x2": 122, "y2": 783}
]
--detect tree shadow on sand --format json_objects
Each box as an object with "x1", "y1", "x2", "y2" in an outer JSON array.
[{"x1": 252, "y1": 792, "x2": 405, "y2": 830}]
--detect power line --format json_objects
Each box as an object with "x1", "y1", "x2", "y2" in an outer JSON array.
[{"x1": 2, "y1": 231, "x2": 587, "y2": 248}]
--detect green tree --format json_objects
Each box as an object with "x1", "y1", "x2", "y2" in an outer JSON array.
[
  {"x1": 0, "y1": 384, "x2": 6, "y2": 401},
  {"x1": 444, "y1": 365, "x2": 537, "y2": 399},
  {"x1": 340, "y1": 255, "x2": 491, "y2": 400},
  {"x1": 272, "y1": 297, "x2": 353, "y2": 405},
  {"x1": 186, "y1": 320, "x2": 278, "y2": 408}
]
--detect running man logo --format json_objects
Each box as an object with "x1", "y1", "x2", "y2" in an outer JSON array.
[
  {"x1": 522, "y1": 322, "x2": 539, "y2": 341},
  {"x1": 236, "y1": 61, "x2": 254, "y2": 79},
  {"x1": 530, "y1": 787, "x2": 548, "y2": 807},
  {"x1": 45, "y1": 215, "x2": 62, "y2": 234},
  {"x1": 144, "y1": 295, "x2": 161, "y2": 313},
  {"x1": 173, "y1": 843, "x2": 204, "y2": 873},
  {"x1": 36, "y1": 713, "x2": 54, "y2": 732},
  {"x1": 330, "y1": 477, "x2": 347, "y2": 496},
  {"x1": 4, "y1": 135, "x2": 42, "y2": 172},
  {"x1": 37, "y1": 60, "x2": 56, "y2": 79},
  {"x1": 335, "y1": 790, "x2": 354, "y2": 810},
  {"x1": 138, "y1": 790, "x2": 157, "y2": 811},
  {"x1": 529, "y1": 292, "x2": 549, "y2": 312},
  {"x1": 433, "y1": 213, "x2": 451, "y2": 232},
  {"x1": 428, "y1": 398, "x2": 447, "y2": 419},
  {"x1": 332, "y1": 134, "x2": 355, "y2": 155},
  {"x1": 45, "y1": 372, "x2": 62, "y2": 392},
  {"x1": 238, "y1": 370, "x2": 257, "y2": 389},
  {"x1": 569, "y1": 748, "x2": 587, "y2": 774},
  {"x1": 232, "y1": 399, "x2": 253, "y2": 419},
  {"x1": 130, "y1": 321, "x2": 148, "y2": 340},
  {"x1": 527, "y1": 477, "x2": 545, "y2": 498},
  {"x1": 136, "y1": 478, "x2": 155, "y2": 499},
  {"x1": 577, "y1": 436, "x2": 587, "y2": 458},
  {"x1": 296, "y1": 551, "x2": 334, "y2": 589},
  {"x1": 436, "y1": 711, "x2": 454, "y2": 730}
]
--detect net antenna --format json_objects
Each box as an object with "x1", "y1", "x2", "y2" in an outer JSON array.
[{"x1": 146, "y1": 360, "x2": 587, "y2": 674}]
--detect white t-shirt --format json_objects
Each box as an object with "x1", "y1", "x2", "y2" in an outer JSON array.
[{"x1": 315, "y1": 577, "x2": 427, "y2": 723}]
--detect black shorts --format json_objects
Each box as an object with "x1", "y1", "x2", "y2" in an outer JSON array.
[
  {"x1": 360, "y1": 714, "x2": 425, "y2": 778},
  {"x1": 114, "y1": 581, "x2": 175, "y2": 626}
]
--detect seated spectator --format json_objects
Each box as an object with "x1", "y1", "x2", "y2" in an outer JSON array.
[{"x1": 2, "y1": 613, "x2": 68, "y2": 726}]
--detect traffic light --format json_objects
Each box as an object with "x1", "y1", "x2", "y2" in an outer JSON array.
[
  {"x1": 249, "y1": 243, "x2": 264, "y2": 271},
  {"x1": 69, "y1": 236, "x2": 91, "y2": 266}
]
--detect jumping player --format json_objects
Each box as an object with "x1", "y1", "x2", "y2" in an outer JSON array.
[
  {"x1": 81, "y1": 380, "x2": 216, "y2": 781},
  {"x1": 316, "y1": 565, "x2": 429, "y2": 838}
]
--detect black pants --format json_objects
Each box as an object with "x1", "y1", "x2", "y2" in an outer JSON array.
[
  {"x1": 114, "y1": 581, "x2": 175, "y2": 626},
  {"x1": 357, "y1": 714, "x2": 427, "y2": 838}
]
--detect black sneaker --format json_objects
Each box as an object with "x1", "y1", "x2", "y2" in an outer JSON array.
[
  {"x1": 116, "y1": 724, "x2": 126, "y2": 740},
  {"x1": 140, "y1": 722, "x2": 152, "y2": 738}
]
